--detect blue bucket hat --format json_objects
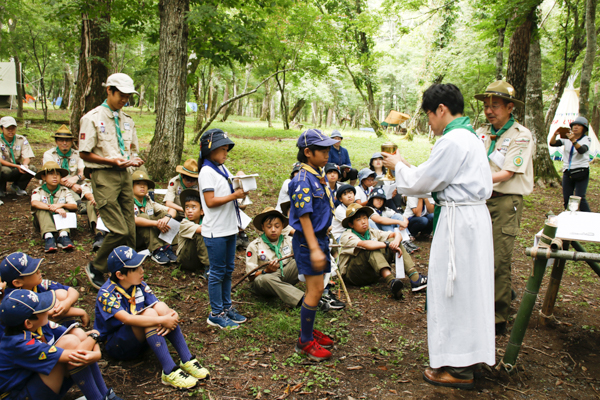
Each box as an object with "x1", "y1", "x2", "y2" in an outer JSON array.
[
  {"x1": 330, "y1": 130, "x2": 343, "y2": 139},
  {"x1": 357, "y1": 168, "x2": 376, "y2": 183},
  {"x1": 297, "y1": 129, "x2": 338, "y2": 148},
  {"x1": 200, "y1": 128, "x2": 235, "y2": 159},
  {"x1": 0, "y1": 289, "x2": 56, "y2": 326},
  {"x1": 336, "y1": 184, "x2": 356, "y2": 201},
  {"x1": 367, "y1": 187, "x2": 387, "y2": 206},
  {"x1": 0, "y1": 253, "x2": 43, "y2": 284},
  {"x1": 107, "y1": 246, "x2": 147, "y2": 275}
]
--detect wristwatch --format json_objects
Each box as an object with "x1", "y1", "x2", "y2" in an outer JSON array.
[
  {"x1": 89, "y1": 332, "x2": 100, "y2": 342},
  {"x1": 384, "y1": 241, "x2": 390, "y2": 250}
]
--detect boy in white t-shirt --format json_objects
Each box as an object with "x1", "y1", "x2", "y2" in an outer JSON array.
[
  {"x1": 332, "y1": 184, "x2": 356, "y2": 242},
  {"x1": 403, "y1": 196, "x2": 435, "y2": 238},
  {"x1": 198, "y1": 129, "x2": 249, "y2": 330},
  {"x1": 275, "y1": 163, "x2": 301, "y2": 212}
]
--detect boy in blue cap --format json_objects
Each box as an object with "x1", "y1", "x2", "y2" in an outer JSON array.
[
  {"x1": 289, "y1": 129, "x2": 337, "y2": 361},
  {"x1": 94, "y1": 246, "x2": 208, "y2": 389},
  {"x1": 0, "y1": 289, "x2": 123, "y2": 400}
]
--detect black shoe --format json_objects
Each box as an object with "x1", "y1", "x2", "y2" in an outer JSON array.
[
  {"x1": 495, "y1": 321, "x2": 507, "y2": 336},
  {"x1": 85, "y1": 262, "x2": 105, "y2": 290},
  {"x1": 237, "y1": 232, "x2": 250, "y2": 249},
  {"x1": 44, "y1": 236, "x2": 57, "y2": 253},
  {"x1": 390, "y1": 279, "x2": 404, "y2": 299},
  {"x1": 57, "y1": 235, "x2": 74, "y2": 251},
  {"x1": 318, "y1": 299, "x2": 331, "y2": 312},
  {"x1": 322, "y1": 292, "x2": 345, "y2": 310},
  {"x1": 76, "y1": 200, "x2": 87, "y2": 215},
  {"x1": 93, "y1": 232, "x2": 105, "y2": 252}
]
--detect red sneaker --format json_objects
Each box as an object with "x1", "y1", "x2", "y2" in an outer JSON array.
[
  {"x1": 295, "y1": 339, "x2": 332, "y2": 361},
  {"x1": 312, "y1": 329, "x2": 334, "y2": 349}
]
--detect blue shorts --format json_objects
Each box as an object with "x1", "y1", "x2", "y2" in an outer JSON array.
[
  {"x1": 292, "y1": 232, "x2": 331, "y2": 276},
  {"x1": 104, "y1": 325, "x2": 147, "y2": 361},
  {"x1": 8, "y1": 373, "x2": 73, "y2": 400}
]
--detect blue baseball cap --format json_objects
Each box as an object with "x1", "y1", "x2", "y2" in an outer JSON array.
[
  {"x1": 297, "y1": 129, "x2": 338, "y2": 148},
  {"x1": 330, "y1": 130, "x2": 343, "y2": 139},
  {"x1": 0, "y1": 253, "x2": 43, "y2": 284},
  {"x1": 107, "y1": 246, "x2": 147, "y2": 274},
  {"x1": 0, "y1": 289, "x2": 56, "y2": 326},
  {"x1": 357, "y1": 168, "x2": 376, "y2": 183}
]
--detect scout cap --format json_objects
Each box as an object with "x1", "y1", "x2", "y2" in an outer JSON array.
[
  {"x1": 107, "y1": 246, "x2": 147, "y2": 274},
  {"x1": 336, "y1": 184, "x2": 356, "y2": 201},
  {"x1": 0, "y1": 116, "x2": 17, "y2": 128},
  {"x1": 200, "y1": 128, "x2": 235, "y2": 158},
  {"x1": 180, "y1": 188, "x2": 201, "y2": 208},
  {"x1": 131, "y1": 170, "x2": 155, "y2": 189},
  {"x1": 325, "y1": 163, "x2": 340, "y2": 176},
  {"x1": 367, "y1": 187, "x2": 387, "y2": 207},
  {"x1": 474, "y1": 81, "x2": 524, "y2": 106},
  {"x1": 253, "y1": 206, "x2": 288, "y2": 231},
  {"x1": 357, "y1": 168, "x2": 376, "y2": 183},
  {"x1": 34, "y1": 161, "x2": 68, "y2": 179},
  {"x1": 0, "y1": 252, "x2": 43, "y2": 284},
  {"x1": 103, "y1": 73, "x2": 139, "y2": 95},
  {"x1": 570, "y1": 116, "x2": 589, "y2": 131},
  {"x1": 0, "y1": 289, "x2": 56, "y2": 327},
  {"x1": 297, "y1": 129, "x2": 338, "y2": 148},
  {"x1": 51, "y1": 124, "x2": 75, "y2": 140},
  {"x1": 290, "y1": 162, "x2": 302, "y2": 179},
  {"x1": 280, "y1": 200, "x2": 291, "y2": 216},
  {"x1": 176, "y1": 159, "x2": 199, "y2": 178},
  {"x1": 330, "y1": 130, "x2": 343, "y2": 139},
  {"x1": 342, "y1": 203, "x2": 374, "y2": 229}
]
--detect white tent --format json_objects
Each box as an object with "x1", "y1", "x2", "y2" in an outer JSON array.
[{"x1": 547, "y1": 74, "x2": 600, "y2": 161}]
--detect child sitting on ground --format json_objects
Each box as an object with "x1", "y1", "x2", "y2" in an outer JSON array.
[
  {"x1": 94, "y1": 246, "x2": 209, "y2": 389},
  {"x1": 176, "y1": 189, "x2": 210, "y2": 275},
  {"x1": 332, "y1": 184, "x2": 356, "y2": 242},
  {"x1": 132, "y1": 170, "x2": 178, "y2": 264},
  {"x1": 403, "y1": 195, "x2": 435, "y2": 238},
  {"x1": 0, "y1": 289, "x2": 124, "y2": 400},
  {"x1": 31, "y1": 161, "x2": 78, "y2": 253},
  {"x1": 1, "y1": 252, "x2": 90, "y2": 329},
  {"x1": 339, "y1": 204, "x2": 428, "y2": 294},
  {"x1": 354, "y1": 168, "x2": 376, "y2": 206},
  {"x1": 275, "y1": 163, "x2": 301, "y2": 213},
  {"x1": 164, "y1": 159, "x2": 199, "y2": 221},
  {"x1": 325, "y1": 163, "x2": 342, "y2": 206}
]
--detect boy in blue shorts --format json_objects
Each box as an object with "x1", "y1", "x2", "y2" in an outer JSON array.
[
  {"x1": 93, "y1": 246, "x2": 208, "y2": 389},
  {"x1": 0, "y1": 289, "x2": 122, "y2": 400},
  {"x1": 289, "y1": 129, "x2": 337, "y2": 361}
]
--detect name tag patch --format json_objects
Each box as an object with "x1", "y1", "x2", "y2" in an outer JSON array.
[{"x1": 124, "y1": 122, "x2": 130, "y2": 130}]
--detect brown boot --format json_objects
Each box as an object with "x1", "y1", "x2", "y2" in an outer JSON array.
[{"x1": 423, "y1": 367, "x2": 474, "y2": 389}]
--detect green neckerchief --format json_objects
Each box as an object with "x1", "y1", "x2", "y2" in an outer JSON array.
[
  {"x1": 56, "y1": 147, "x2": 73, "y2": 170},
  {"x1": 260, "y1": 233, "x2": 285, "y2": 277},
  {"x1": 486, "y1": 115, "x2": 514, "y2": 158},
  {"x1": 41, "y1": 183, "x2": 61, "y2": 205},
  {"x1": 1, "y1": 134, "x2": 16, "y2": 164},
  {"x1": 101, "y1": 100, "x2": 127, "y2": 159},
  {"x1": 134, "y1": 196, "x2": 147, "y2": 210},
  {"x1": 351, "y1": 228, "x2": 371, "y2": 241},
  {"x1": 433, "y1": 116, "x2": 478, "y2": 235},
  {"x1": 300, "y1": 163, "x2": 335, "y2": 213}
]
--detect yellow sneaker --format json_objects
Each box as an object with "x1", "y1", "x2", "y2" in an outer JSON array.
[
  {"x1": 161, "y1": 368, "x2": 197, "y2": 389},
  {"x1": 180, "y1": 358, "x2": 210, "y2": 380}
]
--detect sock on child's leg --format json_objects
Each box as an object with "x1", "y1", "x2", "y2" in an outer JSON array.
[
  {"x1": 299, "y1": 301, "x2": 317, "y2": 344},
  {"x1": 384, "y1": 274, "x2": 395, "y2": 286},
  {"x1": 146, "y1": 329, "x2": 177, "y2": 374},
  {"x1": 71, "y1": 366, "x2": 104, "y2": 400},
  {"x1": 408, "y1": 271, "x2": 419, "y2": 282},
  {"x1": 166, "y1": 326, "x2": 192, "y2": 363},
  {"x1": 44, "y1": 232, "x2": 53, "y2": 239},
  {"x1": 88, "y1": 362, "x2": 108, "y2": 396}
]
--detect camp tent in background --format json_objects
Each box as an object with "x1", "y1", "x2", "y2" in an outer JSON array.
[
  {"x1": 0, "y1": 63, "x2": 17, "y2": 108},
  {"x1": 381, "y1": 110, "x2": 410, "y2": 128},
  {"x1": 547, "y1": 74, "x2": 600, "y2": 161}
]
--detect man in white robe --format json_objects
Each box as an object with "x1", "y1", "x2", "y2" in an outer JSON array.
[{"x1": 383, "y1": 83, "x2": 495, "y2": 389}]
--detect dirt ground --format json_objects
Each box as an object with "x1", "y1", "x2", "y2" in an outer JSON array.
[{"x1": 1, "y1": 133, "x2": 599, "y2": 400}]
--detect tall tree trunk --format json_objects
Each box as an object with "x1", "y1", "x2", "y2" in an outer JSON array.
[
  {"x1": 60, "y1": 69, "x2": 70, "y2": 110},
  {"x1": 220, "y1": 79, "x2": 230, "y2": 115},
  {"x1": 496, "y1": 22, "x2": 507, "y2": 80},
  {"x1": 311, "y1": 101, "x2": 317, "y2": 125},
  {"x1": 579, "y1": 0, "x2": 597, "y2": 118},
  {"x1": 326, "y1": 108, "x2": 333, "y2": 127},
  {"x1": 138, "y1": 84, "x2": 145, "y2": 116},
  {"x1": 525, "y1": 37, "x2": 559, "y2": 186},
  {"x1": 70, "y1": 7, "x2": 110, "y2": 136},
  {"x1": 506, "y1": 9, "x2": 536, "y2": 122},
  {"x1": 275, "y1": 69, "x2": 289, "y2": 130},
  {"x1": 288, "y1": 98, "x2": 306, "y2": 122},
  {"x1": 147, "y1": 0, "x2": 189, "y2": 180},
  {"x1": 14, "y1": 56, "x2": 23, "y2": 119}
]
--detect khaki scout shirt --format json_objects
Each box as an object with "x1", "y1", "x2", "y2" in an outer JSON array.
[
  {"x1": 31, "y1": 185, "x2": 76, "y2": 207},
  {"x1": 245, "y1": 235, "x2": 294, "y2": 275},
  {"x1": 164, "y1": 175, "x2": 199, "y2": 207},
  {"x1": 338, "y1": 228, "x2": 391, "y2": 276},
  {"x1": 78, "y1": 104, "x2": 140, "y2": 169},
  {"x1": 477, "y1": 122, "x2": 534, "y2": 196},
  {"x1": 1, "y1": 134, "x2": 34, "y2": 164},
  {"x1": 176, "y1": 218, "x2": 202, "y2": 255},
  {"x1": 134, "y1": 196, "x2": 169, "y2": 218},
  {"x1": 43, "y1": 148, "x2": 85, "y2": 177}
]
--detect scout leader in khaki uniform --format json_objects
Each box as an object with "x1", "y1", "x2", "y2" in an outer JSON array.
[
  {"x1": 176, "y1": 189, "x2": 210, "y2": 273},
  {"x1": 164, "y1": 159, "x2": 199, "y2": 220},
  {"x1": 475, "y1": 81, "x2": 534, "y2": 335},
  {"x1": 245, "y1": 207, "x2": 303, "y2": 307},
  {"x1": 79, "y1": 73, "x2": 144, "y2": 289},
  {"x1": 0, "y1": 116, "x2": 35, "y2": 197},
  {"x1": 31, "y1": 161, "x2": 77, "y2": 253}
]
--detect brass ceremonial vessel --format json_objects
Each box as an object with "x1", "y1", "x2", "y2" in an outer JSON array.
[{"x1": 381, "y1": 141, "x2": 398, "y2": 181}]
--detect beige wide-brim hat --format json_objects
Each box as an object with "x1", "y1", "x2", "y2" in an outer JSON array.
[
  {"x1": 131, "y1": 170, "x2": 155, "y2": 189},
  {"x1": 253, "y1": 207, "x2": 288, "y2": 231},
  {"x1": 35, "y1": 161, "x2": 68, "y2": 179},
  {"x1": 342, "y1": 203, "x2": 374, "y2": 229},
  {"x1": 474, "y1": 81, "x2": 524, "y2": 107},
  {"x1": 51, "y1": 124, "x2": 75, "y2": 139},
  {"x1": 175, "y1": 159, "x2": 199, "y2": 178}
]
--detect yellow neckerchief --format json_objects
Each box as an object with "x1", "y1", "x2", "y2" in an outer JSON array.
[
  {"x1": 33, "y1": 327, "x2": 46, "y2": 343},
  {"x1": 300, "y1": 163, "x2": 334, "y2": 213},
  {"x1": 110, "y1": 280, "x2": 137, "y2": 315}
]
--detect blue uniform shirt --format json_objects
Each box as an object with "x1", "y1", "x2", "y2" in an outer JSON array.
[
  {"x1": 329, "y1": 146, "x2": 351, "y2": 167},
  {"x1": 288, "y1": 168, "x2": 334, "y2": 236},
  {"x1": 0, "y1": 330, "x2": 64, "y2": 394},
  {"x1": 94, "y1": 280, "x2": 159, "y2": 341}
]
